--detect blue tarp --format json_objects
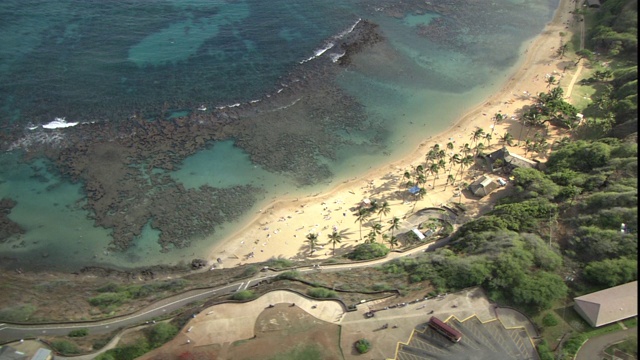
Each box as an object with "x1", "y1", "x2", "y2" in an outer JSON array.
[{"x1": 408, "y1": 185, "x2": 421, "y2": 195}]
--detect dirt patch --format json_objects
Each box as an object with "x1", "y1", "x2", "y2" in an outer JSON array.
[
  {"x1": 226, "y1": 304, "x2": 341, "y2": 360},
  {"x1": 141, "y1": 304, "x2": 342, "y2": 360}
]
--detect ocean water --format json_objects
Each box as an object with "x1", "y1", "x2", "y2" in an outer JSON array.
[{"x1": 0, "y1": 0, "x2": 558, "y2": 272}]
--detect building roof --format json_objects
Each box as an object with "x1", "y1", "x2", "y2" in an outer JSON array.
[
  {"x1": 573, "y1": 281, "x2": 638, "y2": 327},
  {"x1": 30, "y1": 349, "x2": 52, "y2": 360},
  {"x1": 0, "y1": 346, "x2": 28, "y2": 360},
  {"x1": 487, "y1": 147, "x2": 538, "y2": 170},
  {"x1": 468, "y1": 175, "x2": 499, "y2": 197}
]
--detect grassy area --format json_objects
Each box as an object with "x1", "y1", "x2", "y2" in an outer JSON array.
[
  {"x1": 0, "y1": 304, "x2": 37, "y2": 322},
  {"x1": 266, "y1": 344, "x2": 325, "y2": 360},
  {"x1": 622, "y1": 317, "x2": 637, "y2": 328},
  {"x1": 604, "y1": 334, "x2": 637, "y2": 357}
]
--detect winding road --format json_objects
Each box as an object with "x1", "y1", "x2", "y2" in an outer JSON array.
[{"x1": 0, "y1": 208, "x2": 457, "y2": 345}]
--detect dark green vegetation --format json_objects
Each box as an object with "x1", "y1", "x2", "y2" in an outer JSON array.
[
  {"x1": 95, "y1": 322, "x2": 179, "y2": 360},
  {"x1": 605, "y1": 334, "x2": 637, "y2": 357},
  {"x1": 306, "y1": 287, "x2": 338, "y2": 299},
  {"x1": 346, "y1": 243, "x2": 390, "y2": 260},
  {"x1": 577, "y1": 0, "x2": 637, "y2": 140},
  {"x1": 354, "y1": 339, "x2": 372, "y2": 354},
  {"x1": 51, "y1": 340, "x2": 81, "y2": 355},
  {"x1": 88, "y1": 280, "x2": 188, "y2": 312},
  {"x1": 68, "y1": 328, "x2": 89, "y2": 337},
  {"x1": 231, "y1": 290, "x2": 256, "y2": 301}
]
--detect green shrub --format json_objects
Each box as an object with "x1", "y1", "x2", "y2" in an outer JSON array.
[
  {"x1": 68, "y1": 328, "x2": 89, "y2": 337},
  {"x1": 276, "y1": 270, "x2": 299, "y2": 280},
  {"x1": 542, "y1": 313, "x2": 559, "y2": 327},
  {"x1": 355, "y1": 339, "x2": 371, "y2": 354},
  {"x1": 97, "y1": 283, "x2": 121, "y2": 293},
  {"x1": 536, "y1": 339, "x2": 554, "y2": 360},
  {"x1": 562, "y1": 334, "x2": 587, "y2": 357},
  {"x1": 346, "y1": 243, "x2": 390, "y2": 260},
  {"x1": 93, "y1": 338, "x2": 110, "y2": 350},
  {"x1": 266, "y1": 257, "x2": 295, "y2": 269},
  {"x1": 88, "y1": 292, "x2": 128, "y2": 308},
  {"x1": 147, "y1": 323, "x2": 178, "y2": 348},
  {"x1": 95, "y1": 340, "x2": 149, "y2": 360},
  {"x1": 231, "y1": 290, "x2": 255, "y2": 301},
  {"x1": 240, "y1": 265, "x2": 259, "y2": 278},
  {"x1": 51, "y1": 340, "x2": 81, "y2": 355},
  {"x1": 307, "y1": 287, "x2": 337, "y2": 299}
]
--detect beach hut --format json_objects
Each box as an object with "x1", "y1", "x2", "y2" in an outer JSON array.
[
  {"x1": 412, "y1": 228, "x2": 426, "y2": 240},
  {"x1": 486, "y1": 147, "x2": 539, "y2": 172},
  {"x1": 468, "y1": 175, "x2": 499, "y2": 197}
]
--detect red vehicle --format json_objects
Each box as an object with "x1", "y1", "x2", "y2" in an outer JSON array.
[{"x1": 428, "y1": 316, "x2": 462, "y2": 343}]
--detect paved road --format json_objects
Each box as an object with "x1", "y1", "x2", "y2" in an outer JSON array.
[
  {"x1": 0, "y1": 282, "x2": 246, "y2": 343},
  {"x1": 575, "y1": 327, "x2": 637, "y2": 360},
  {"x1": 0, "y1": 222, "x2": 454, "y2": 345}
]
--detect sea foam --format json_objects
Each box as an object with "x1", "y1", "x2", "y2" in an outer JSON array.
[{"x1": 41, "y1": 117, "x2": 79, "y2": 129}]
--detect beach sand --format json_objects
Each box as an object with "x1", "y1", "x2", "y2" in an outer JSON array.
[{"x1": 207, "y1": 0, "x2": 579, "y2": 269}]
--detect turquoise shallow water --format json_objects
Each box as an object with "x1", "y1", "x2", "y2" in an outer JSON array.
[{"x1": 0, "y1": 0, "x2": 558, "y2": 271}]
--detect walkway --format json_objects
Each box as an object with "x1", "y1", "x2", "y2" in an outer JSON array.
[{"x1": 575, "y1": 327, "x2": 637, "y2": 360}]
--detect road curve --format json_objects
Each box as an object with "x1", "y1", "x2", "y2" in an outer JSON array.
[{"x1": 0, "y1": 212, "x2": 455, "y2": 345}]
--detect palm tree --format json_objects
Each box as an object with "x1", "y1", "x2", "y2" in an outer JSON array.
[
  {"x1": 327, "y1": 230, "x2": 342, "y2": 256},
  {"x1": 546, "y1": 75, "x2": 558, "y2": 88},
  {"x1": 372, "y1": 222, "x2": 383, "y2": 241},
  {"x1": 470, "y1": 127, "x2": 485, "y2": 148},
  {"x1": 475, "y1": 142, "x2": 485, "y2": 157},
  {"x1": 388, "y1": 216, "x2": 400, "y2": 239},
  {"x1": 454, "y1": 154, "x2": 474, "y2": 184},
  {"x1": 523, "y1": 139, "x2": 535, "y2": 156},
  {"x1": 354, "y1": 208, "x2": 368, "y2": 241},
  {"x1": 425, "y1": 149, "x2": 438, "y2": 165},
  {"x1": 500, "y1": 132, "x2": 514, "y2": 147},
  {"x1": 460, "y1": 143, "x2": 473, "y2": 157},
  {"x1": 403, "y1": 170, "x2": 412, "y2": 186},
  {"x1": 368, "y1": 199, "x2": 379, "y2": 215},
  {"x1": 365, "y1": 230, "x2": 377, "y2": 244},
  {"x1": 535, "y1": 139, "x2": 550, "y2": 157},
  {"x1": 448, "y1": 153, "x2": 461, "y2": 176},
  {"x1": 484, "y1": 133, "x2": 492, "y2": 147},
  {"x1": 446, "y1": 142, "x2": 455, "y2": 152},
  {"x1": 416, "y1": 173, "x2": 427, "y2": 188},
  {"x1": 444, "y1": 173, "x2": 455, "y2": 190},
  {"x1": 377, "y1": 201, "x2": 390, "y2": 222},
  {"x1": 429, "y1": 162, "x2": 440, "y2": 188},
  {"x1": 305, "y1": 232, "x2": 318, "y2": 255},
  {"x1": 414, "y1": 165, "x2": 425, "y2": 185},
  {"x1": 412, "y1": 187, "x2": 427, "y2": 212},
  {"x1": 490, "y1": 113, "x2": 504, "y2": 138},
  {"x1": 386, "y1": 235, "x2": 398, "y2": 250}
]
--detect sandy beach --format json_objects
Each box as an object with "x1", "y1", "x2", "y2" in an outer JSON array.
[{"x1": 207, "y1": 0, "x2": 579, "y2": 269}]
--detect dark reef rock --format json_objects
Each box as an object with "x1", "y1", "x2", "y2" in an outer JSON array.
[
  {"x1": 0, "y1": 18, "x2": 390, "y2": 255},
  {"x1": 337, "y1": 20, "x2": 384, "y2": 67},
  {"x1": 0, "y1": 198, "x2": 25, "y2": 243},
  {"x1": 191, "y1": 258, "x2": 208, "y2": 270}
]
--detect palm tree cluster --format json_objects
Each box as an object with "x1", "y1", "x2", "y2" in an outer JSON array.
[{"x1": 350, "y1": 199, "x2": 402, "y2": 250}]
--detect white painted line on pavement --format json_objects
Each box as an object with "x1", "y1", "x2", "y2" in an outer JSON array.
[{"x1": 237, "y1": 282, "x2": 244, "y2": 291}]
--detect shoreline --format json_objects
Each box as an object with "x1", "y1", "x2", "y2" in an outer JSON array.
[{"x1": 206, "y1": 0, "x2": 578, "y2": 269}]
